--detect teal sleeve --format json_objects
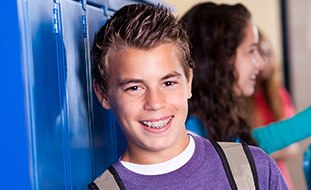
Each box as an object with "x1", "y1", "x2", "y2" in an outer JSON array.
[
  {"x1": 186, "y1": 116, "x2": 206, "y2": 137},
  {"x1": 252, "y1": 106, "x2": 311, "y2": 154}
]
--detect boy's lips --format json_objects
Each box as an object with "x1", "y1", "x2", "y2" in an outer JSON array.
[{"x1": 140, "y1": 116, "x2": 173, "y2": 129}]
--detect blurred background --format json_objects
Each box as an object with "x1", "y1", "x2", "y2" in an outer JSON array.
[
  {"x1": 1, "y1": 0, "x2": 310, "y2": 189},
  {"x1": 161, "y1": 1, "x2": 311, "y2": 189}
]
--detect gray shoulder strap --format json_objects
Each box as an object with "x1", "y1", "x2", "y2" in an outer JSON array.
[
  {"x1": 217, "y1": 142, "x2": 257, "y2": 190},
  {"x1": 89, "y1": 166, "x2": 125, "y2": 190}
]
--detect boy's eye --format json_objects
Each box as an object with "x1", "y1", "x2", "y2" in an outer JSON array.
[
  {"x1": 164, "y1": 81, "x2": 172, "y2": 86},
  {"x1": 126, "y1": 86, "x2": 139, "y2": 91},
  {"x1": 163, "y1": 81, "x2": 177, "y2": 87},
  {"x1": 124, "y1": 85, "x2": 144, "y2": 96},
  {"x1": 164, "y1": 81, "x2": 173, "y2": 86}
]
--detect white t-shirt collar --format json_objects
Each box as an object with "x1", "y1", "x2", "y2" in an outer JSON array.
[{"x1": 120, "y1": 135, "x2": 195, "y2": 175}]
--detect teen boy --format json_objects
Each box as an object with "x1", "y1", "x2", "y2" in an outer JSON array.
[{"x1": 89, "y1": 3, "x2": 288, "y2": 190}]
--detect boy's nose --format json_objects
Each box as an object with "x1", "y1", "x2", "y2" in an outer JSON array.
[{"x1": 143, "y1": 90, "x2": 166, "y2": 111}]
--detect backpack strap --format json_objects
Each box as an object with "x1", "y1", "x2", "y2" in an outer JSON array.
[
  {"x1": 88, "y1": 165, "x2": 126, "y2": 190},
  {"x1": 211, "y1": 141, "x2": 238, "y2": 190},
  {"x1": 241, "y1": 142, "x2": 259, "y2": 189},
  {"x1": 211, "y1": 141, "x2": 259, "y2": 190}
]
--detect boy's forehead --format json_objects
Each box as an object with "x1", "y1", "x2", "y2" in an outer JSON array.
[
  {"x1": 109, "y1": 43, "x2": 183, "y2": 63},
  {"x1": 107, "y1": 44, "x2": 187, "y2": 76}
]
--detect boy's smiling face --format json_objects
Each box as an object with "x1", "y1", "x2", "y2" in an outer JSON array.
[{"x1": 96, "y1": 43, "x2": 192, "y2": 164}]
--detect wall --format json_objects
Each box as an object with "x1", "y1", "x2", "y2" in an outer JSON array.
[
  {"x1": 287, "y1": 1, "x2": 311, "y2": 190},
  {"x1": 287, "y1": 1, "x2": 311, "y2": 113}
]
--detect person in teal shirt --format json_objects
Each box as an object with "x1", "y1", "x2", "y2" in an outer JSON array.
[
  {"x1": 186, "y1": 106, "x2": 311, "y2": 153},
  {"x1": 253, "y1": 106, "x2": 311, "y2": 154}
]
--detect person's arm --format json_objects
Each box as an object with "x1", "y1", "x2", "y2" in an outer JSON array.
[
  {"x1": 269, "y1": 87, "x2": 300, "y2": 160},
  {"x1": 270, "y1": 143, "x2": 299, "y2": 161},
  {"x1": 252, "y1": 106, "x2": 311, "y2": 154}
]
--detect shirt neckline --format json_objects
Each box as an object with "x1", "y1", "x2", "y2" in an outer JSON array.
[{"x1": 120, "y1": 135, "x2": 195, "y2": 175}]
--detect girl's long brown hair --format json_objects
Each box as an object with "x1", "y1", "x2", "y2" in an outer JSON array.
[{"x1": 181, "y1": 2, "x2": 256, "y2": 145}]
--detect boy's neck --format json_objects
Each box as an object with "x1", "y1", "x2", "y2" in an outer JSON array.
[{"x1": 121, "y1": 133, "x2": 190, "y2": 165}]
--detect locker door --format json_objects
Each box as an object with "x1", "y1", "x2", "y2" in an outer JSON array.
[
  {"x1": 86, "y1": 2, "x2": 127, "y2": 177},
  {"x1": 55, "y1": 0, "x2": 94, "y2": 188},
  {"x1": 18, "y1": 0, "x2": 126, "y2": 189},
  {"x1": 18, "y1": 0, "x2": 165, "y2": 189},
  {"x1": 19, "y1": 0, "x2": 67, "y2": 189}
]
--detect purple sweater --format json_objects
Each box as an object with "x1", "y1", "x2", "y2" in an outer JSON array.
[{"x1": 112, "y1": 136, "x2": 288, "y2": 189}]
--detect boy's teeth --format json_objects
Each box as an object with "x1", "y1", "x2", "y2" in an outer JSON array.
[{"x1": 142, "y1": 117, "x2": 171, "y2": 129}]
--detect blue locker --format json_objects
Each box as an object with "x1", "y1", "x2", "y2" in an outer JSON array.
[
  {"x1": 85, "y1": 2, "x2": 127, "y2": 177},
  {"x1": 16, "y1": 0, "x2": 165, "y2": 189},
  {"x1": 18, "y1": 0, "x2": 103, "y2": 188},
  {"x1": 19, "y1": 0, "x2": 69, "y2": 188},
  {"x1": 55, "y1": 0, "x2": 94, "y2": 188}
]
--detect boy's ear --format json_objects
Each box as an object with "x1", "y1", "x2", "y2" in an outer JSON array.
[
  {"x1": 187, "y1": 69, "x2": 193, "y2": 99},
  {"x1": 93, "y1": 80, "x2": 111, "y2": 109}
]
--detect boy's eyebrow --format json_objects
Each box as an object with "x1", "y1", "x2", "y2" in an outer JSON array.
[
  {"x1": 118, "y1": 79, "x2": 143, "y2": 86},
  {"x1": 118, "y1": 71, "x2": 182, "y2": 86},
  {"x1": 161, "y1": 71, "x2": 182, "y2": 80}
]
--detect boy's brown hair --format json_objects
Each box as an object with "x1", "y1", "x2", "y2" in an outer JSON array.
[{"x1": 91, "y1": 3, "x2": 194, "y2": 96}]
